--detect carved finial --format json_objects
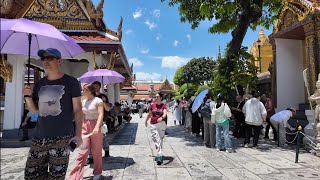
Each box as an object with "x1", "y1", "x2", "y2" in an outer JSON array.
[{"x1": 117, "y1": 16, "x2": 123, "y2": 41}]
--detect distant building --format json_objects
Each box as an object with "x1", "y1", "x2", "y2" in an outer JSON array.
[{"x1": 120, "y1": 79, "x2": 175, "y2": 102}]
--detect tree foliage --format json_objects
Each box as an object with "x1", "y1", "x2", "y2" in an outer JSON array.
[
  {"x1": 184, "y1": 57, "x2": 216, "y2": 84},
  {"x1": 161, "y1": 0, "x2": 282, "y2": 73},
  {"x1": 173, "y1": 66, "x2": 186, "y2": 87},
  {"x1": 212, "y1": 46, "x2": 257, "y2": 103}
]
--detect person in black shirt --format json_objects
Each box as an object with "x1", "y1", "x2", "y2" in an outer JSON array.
[{"x1": 231, "y1": 95, "x2": 245, "y2": 138}]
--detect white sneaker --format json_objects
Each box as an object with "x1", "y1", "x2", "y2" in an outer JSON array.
[
  {"x1": 93, "y1": 175, "x2": 101, "y2": 180},
  {"x1": 226, "y1": 149, "x2": 235, "y2": 153},
  {"x1": 244, "y1": 144, "x2": 250, "y2": 148}
]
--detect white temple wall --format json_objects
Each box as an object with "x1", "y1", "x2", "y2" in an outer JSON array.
[
  {"x1": 107, "y1": 84, "x2": 115, "y2": 105},
  {"x1": 3, "y1": 55, "x2": 25, "y2": 129},
  {"x1": 275, "y1": 38, "x2": 305, "y2": 112},
  {"x1": 114, "y1": 83, "x2": 120, "y2": 103}
]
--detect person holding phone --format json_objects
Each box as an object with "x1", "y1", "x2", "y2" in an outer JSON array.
[
  {"x1": 69, "y1": 84, "x2": 104, "y2": 180},
  {"x1": 23, "y1": 48, "x2": 83, "y2": 180}
]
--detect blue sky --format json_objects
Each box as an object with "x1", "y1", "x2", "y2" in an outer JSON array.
[{"x1": 92, "y1": 0, "x2": 272, "y2": 82}]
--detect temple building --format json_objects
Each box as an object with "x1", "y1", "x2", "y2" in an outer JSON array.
[
  {"x1": 269, "y1": 0, "x2": 319, "y2": 111},
  {"x1": 249, "y1": 28, "x2": 274, "y2": 94},
  {"x1": 120, "y1": 79, "x2": 175, "y2": 103},
  {"x1": 0, "y1": 0, "x2": 133, "y2": 130}
]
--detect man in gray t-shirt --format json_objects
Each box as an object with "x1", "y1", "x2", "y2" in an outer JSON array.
[{"x1": 23, "y1": 48, "x2": 83, "y2": 180}]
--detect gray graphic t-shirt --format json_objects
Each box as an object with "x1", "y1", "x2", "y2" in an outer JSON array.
[{"x1": 32, "y1": 74, "x2": 81, "y2": 139}]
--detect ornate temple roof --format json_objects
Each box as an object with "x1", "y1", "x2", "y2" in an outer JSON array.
[{"x1": 0, "y1": 0, "x2": 123, "y2": 41}]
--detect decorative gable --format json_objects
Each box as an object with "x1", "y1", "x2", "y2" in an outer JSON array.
[{"x1": 17, "y1": 0, "x2": 96, "y2": 30}]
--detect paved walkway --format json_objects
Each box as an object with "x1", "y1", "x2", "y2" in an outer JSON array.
[{"x1": 1, "y1": 113, "x2": 320, "y2": 180}]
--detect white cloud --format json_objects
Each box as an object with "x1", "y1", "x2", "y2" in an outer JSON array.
[
  {"x1": 140, "y1": 48, "x2": 149, "y2": 54},
  {"x1": 135, "y1": 72, "x2": 162, "y2": 81},
  {"x1": 153, "y1": 9, "x2": 161, "y2": 18},
  {"x1": 125, "y1": 29, "x2": 133, "y2": 35},
  {"x1": 145, "y1": 20, "x2": 157, "y2": 30},
  {"x1": 133, "y1": 8, "x2": 142, "y2": 19},
  {"x1": 186, "y1": 34, "x2": 191, "y2": 43},
  {"x1": 158, "y1": 56, "x2": 189, "y2": 69},
  {"x1": 173, "y1": 40, "x2": 179, "y2": 47},
  {"x1": 129, "y1": 58, "x2": 144, "y2": 67}
]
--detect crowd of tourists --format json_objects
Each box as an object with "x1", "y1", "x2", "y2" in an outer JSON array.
[
  {"x1": 171, "y1": 91, "x2": 297, "y2": 152},
  {"x1": 21, "y1": 48, "x2": 299, "y2": 179}
]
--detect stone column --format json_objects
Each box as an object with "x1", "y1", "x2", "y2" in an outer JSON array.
[
  {"x1": 107, "y1": 84, "x2": 115, "y2": 105},
  {"x1": 3, "y1": 55, "x2": 25, "y2": 129},
  {"x1": 114, "y1": 83, "x2": 120, "y2": 103}
]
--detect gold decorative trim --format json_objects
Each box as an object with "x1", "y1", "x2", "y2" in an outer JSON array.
[
  {"x1": 0, "y1": 54, "x2": 13, "y2": 82},
  {"x1": 275, "y1": 0, "x2": 318, "y2": 33}
]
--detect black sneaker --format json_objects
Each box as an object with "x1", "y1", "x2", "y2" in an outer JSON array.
[
  {"x1": 86, "y1": 157, "x2": 94, "y2": 165},
  {"x1": 156, "y1": 156, "x2": 163, "y2": 165},
  {"x1": 105, "y1": 150, "x2": 110, "y2": 157}
]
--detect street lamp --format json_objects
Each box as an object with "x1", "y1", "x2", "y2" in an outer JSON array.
[{"x1": 257, "y1": 39, "x2": 262, "y2": 73}]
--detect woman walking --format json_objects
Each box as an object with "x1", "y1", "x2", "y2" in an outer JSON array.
[
  {"x1": 212, "y1": 94, "x2": 234, "y2": 153},
  {"x1": 69, "y1": 84, "x2": 104, "y2": 180},
  {"x1": 145, "y1": 93, "x2": 168, "y2": 165}
]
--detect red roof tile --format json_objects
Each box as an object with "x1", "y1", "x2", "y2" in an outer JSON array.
[{"x1": 120, "y1": 95, "x2": 151, "y2": 100}]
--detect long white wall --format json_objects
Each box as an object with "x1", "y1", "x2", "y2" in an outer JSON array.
[
  {"x1": 3, "y1": 55, "x2": 25, "y2": 129},
  {"x1": 275, "y1": 38, "x2": 305, "y2": 111}
]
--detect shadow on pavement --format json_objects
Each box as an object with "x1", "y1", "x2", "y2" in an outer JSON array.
[
  {"x1": 83, "y1": 175, "x2": 113, "y2": 180},
  {"x1": 162, "y1": 156, "x2": 174, "y2": 165},
  {"x1": 102, "y1": 156, "x2": 136, "y2": 170},
  {"x1": 111, "y1": 123, "x2": 138, "y2": 145}
]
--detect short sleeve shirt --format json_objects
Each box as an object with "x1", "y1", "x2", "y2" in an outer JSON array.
[
  {"x1": 150, "y1": 103, "x2": 167, "y2": 124},
  {"x1": 32, "y1": 74, "x2": 81, "y2": 139},
  {"x1": 27, "y1": 111, "x2": 39, "y2": 122},
  {"x1": 82, "y1": 97, "x2": 103, "y2": 120}
]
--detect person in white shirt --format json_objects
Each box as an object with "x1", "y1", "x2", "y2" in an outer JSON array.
[
  {"x1": 242, "y1": 91, "x2": 267, "y2": 148},
  {"x1": 270, "y1": 108, "x2": 296, "y2": 145}
]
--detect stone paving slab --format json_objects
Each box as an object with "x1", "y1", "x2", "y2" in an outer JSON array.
[
  {"x1": 1, "y1": 113, "x2": 320, "y2": 180},
  {"x1": 156, "y1": 168, "x2": 192, "y2": 180}
]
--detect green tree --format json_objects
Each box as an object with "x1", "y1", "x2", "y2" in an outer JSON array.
[
  {"x1": 161, "y1": 0, "x2": 282, "y2": 73},
  {"x1": 184, "y1": 57, "x2": 216, "y2": 84},
  {"x1": 173, "y1": 66, "x2": 186, "y2": 87},
  {"x1": 212, "y1": 46, "x2": 257, "y2": 102}
]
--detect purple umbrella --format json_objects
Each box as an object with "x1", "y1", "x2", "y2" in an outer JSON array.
[
  {"x1": 79, "y1": 69, "x2": 125, "y2": 85},
  {"x1": 0, "y1": 18, "x2": 84, "y2": 83}
]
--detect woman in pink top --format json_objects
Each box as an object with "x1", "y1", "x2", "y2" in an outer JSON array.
[
  {"x1": 69, "y1": 84, "x2": 104, "y2": 180},
  {"x1": 145, "y1": 93, "x2": 167, "y2": 165}
]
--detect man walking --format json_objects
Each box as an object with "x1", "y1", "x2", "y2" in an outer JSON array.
[
  {"x1": 23, "y1": 48, "x2": 83, "y2": 180},
  {"x1": 242, "y1": 91, "x2": 267, "y2": 148}
]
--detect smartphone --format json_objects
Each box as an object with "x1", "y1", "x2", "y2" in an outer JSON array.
[{"x1": 68, "y1": 141, "x2": 77, "y2": 152}]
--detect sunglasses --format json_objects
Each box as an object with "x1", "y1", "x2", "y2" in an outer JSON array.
[{"x1": 41, "y1": 56, "x2": 57, "y2": 61}]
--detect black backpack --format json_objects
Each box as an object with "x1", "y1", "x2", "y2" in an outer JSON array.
[{"x1": 200, "y1": 101, "x2": 212, "y2": 118}]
